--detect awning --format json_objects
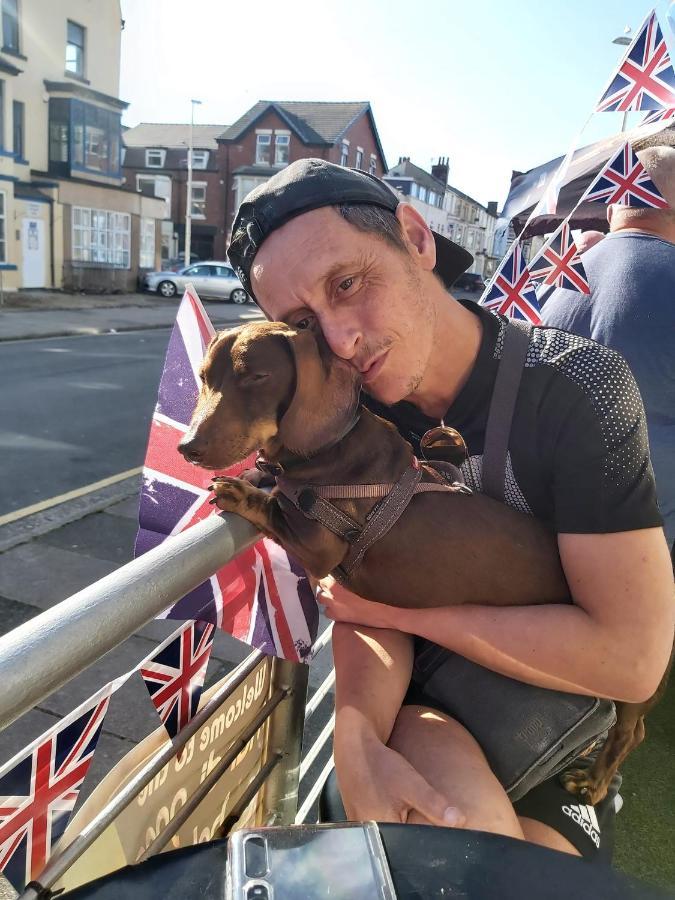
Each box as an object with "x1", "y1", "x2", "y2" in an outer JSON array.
[{"x1": 502, "y1": 119, "x2": 674, "y2": 236}]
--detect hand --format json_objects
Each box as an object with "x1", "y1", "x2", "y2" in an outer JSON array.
[
  {"x1": 334, "y1": 726, "x2": 464, "y2": 828},
  {"x1": 317, "y1": 577, "x2": 394, "y2": 629}
]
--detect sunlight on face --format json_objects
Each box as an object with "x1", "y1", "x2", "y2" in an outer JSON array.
[{"x1": 250, "y1": 207, "x2": 436, "y2": 405}]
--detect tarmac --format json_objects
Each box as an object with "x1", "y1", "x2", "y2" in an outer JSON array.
[{"x1": 0, "y1": 288, "x2": 263, "y2": 341}]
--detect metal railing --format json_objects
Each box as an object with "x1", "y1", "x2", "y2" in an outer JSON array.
[{"x1": 0, "y1": 509, "x2": 336, "y2": 897}]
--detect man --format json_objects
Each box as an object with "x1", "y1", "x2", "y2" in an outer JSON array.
[
  {"x1": 540, "y1": 136, "x2": 675, "y2": 551},
  {"x1": 227, "y1": 158, "x2": 674, "y2": 860}
]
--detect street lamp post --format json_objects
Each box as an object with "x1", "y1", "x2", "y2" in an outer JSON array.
[{"x1": 185, "y1": 98, "x2": 202, "y2": 267}]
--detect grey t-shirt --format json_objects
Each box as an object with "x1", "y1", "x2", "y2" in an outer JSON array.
[{"x1": 539, "y1": 231, "x2": 675, "y2": 545}]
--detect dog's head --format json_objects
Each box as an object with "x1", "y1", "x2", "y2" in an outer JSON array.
[{"x1": 178, "y1": 321, "x2": 361, "y2": 469}]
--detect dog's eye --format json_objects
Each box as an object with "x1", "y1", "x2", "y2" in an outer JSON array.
[{"x1": 240, "y1": 372, "x2": 270, "y2": 386}]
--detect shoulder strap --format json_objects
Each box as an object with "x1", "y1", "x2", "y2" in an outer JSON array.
[{"x1": 481, "y1": 319, "x2": 532, "y2": 503}]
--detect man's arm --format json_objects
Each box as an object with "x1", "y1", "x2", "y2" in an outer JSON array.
[{"x1": 356, "y1": 528, "x2": 674, "y2": 704}]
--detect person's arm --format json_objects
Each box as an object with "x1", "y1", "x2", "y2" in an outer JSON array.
[
  {"x1": 389, "y1": 528, "x2": 673, "y2": 702},
  {"x1": 331, "y1": 623, "x2": 464, "y2": 826}
]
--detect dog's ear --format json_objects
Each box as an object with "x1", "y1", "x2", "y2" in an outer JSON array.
[{"x1": 277, "y1": 328, "x2": 339, "y2": 455}]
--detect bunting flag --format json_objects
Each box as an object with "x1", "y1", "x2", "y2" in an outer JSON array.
[
  {"x1": 135, "y1": 286, "x2": 318, "y2": 662},
  {"x1": 583, "y1": 142, "x2": 669, "y2": 208},
  {"x1": 528, "y1": 221, "x2": 591, "y2": 294},
  {"x1": 596, "y1": 11, "x2": 675, "y2": 112},
  {"x1": 0, "y1": 683, "x2": 115, "y2": 892},
  {"x1": 641, "y1": 105, "x2": 675, "y2": 124},
  {"x1": 479, "y1": 243, "x2": 541, "y2": 324},
  {"x1": 140, "y1": 621, "x2": 215, "y2": 740}
]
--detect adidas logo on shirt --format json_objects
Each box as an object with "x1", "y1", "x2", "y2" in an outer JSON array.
[{"x1": 562, "y1": 803, "x2": 601, "y2": 848}]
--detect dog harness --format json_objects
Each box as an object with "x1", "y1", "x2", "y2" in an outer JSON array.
[{"x1": 257, "y1": 455, "x2": 471, "y2": 584}]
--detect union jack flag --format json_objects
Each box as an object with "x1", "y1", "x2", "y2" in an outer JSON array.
[
  {"x1": 641, "y1": 105, "x2": 675, "y2": 124},
  {"x1": 596, "y1": 11, "x2": 675, "y2": 112},
  {"x1": 479, "y1": 244, "x2": 541, "y2": 324},
  {"x1": 140, "y1": 621, "x2": 215, "y2": 739},
  {"x1": 135, "y1": 286, "x2": 318, "y2": 662},
  {"x1": 528, "y1": 221, "x2": 591, "y2": 294},
  {"x1": 583, "y1": 142, "x2": 668, "y2": 208},
  {"x1": 0, "y1": 686, "x2": 112, "y2": 891}
]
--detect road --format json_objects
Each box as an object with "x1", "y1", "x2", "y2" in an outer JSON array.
[{"x1": 0, "y1": 308, "x2": 263, "y2": 517}]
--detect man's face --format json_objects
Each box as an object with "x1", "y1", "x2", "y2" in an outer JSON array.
[{"x1": 249, "y1": 206, "x2": 437, "y2": 406}]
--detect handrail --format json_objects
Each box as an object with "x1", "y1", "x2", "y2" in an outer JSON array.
[{"x1": 0, "y1": 512, "x2": 258, "y2": 731}]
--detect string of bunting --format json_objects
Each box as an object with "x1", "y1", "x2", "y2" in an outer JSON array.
[{"x1": 478, "y1": 7, "x2": 675, "y2": 322}]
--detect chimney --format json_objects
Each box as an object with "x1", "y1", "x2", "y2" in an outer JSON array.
[
  {"x1": 431, "y1": 156, "x2": 449, "y2": 185},
  {"x1": 487, "y1": 201, "x2": 498, "y2": 216}
]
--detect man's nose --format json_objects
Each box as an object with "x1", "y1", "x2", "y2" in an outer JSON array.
[
  {"x1": 178, "y1": 433, "x2": 207, "y2": 463},
  {"x1": 321, "y1": 316, "x2": 362, "y2": 361}
]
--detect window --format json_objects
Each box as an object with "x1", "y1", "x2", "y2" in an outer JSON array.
[
  {"x1": 340, "y1": 141, "x2": 349, "y2": 167},
  {"x1": 419, "y1": 186, "x2": 427, "y2": 202},
  {"x1": 190, "y1": 182, "x2": 206, "y2": 218},
  {"x1": 0, "y1": 81, "x2": 4, "y2": 150},
  {"x1": 190, "y1": 149, "x2": 209, "y2": 169},
  {"x1": 213, "y1": 265, "x2": 234, "y2": 278},
  {"x1": 274, "y1": 133, "x2": 289, "y2": 166},
  {"x1": 136, "y1": 174, "x2": 171, "y2": 217},
  {"x1": 139, "y1": 217, "x2": 155, "y2": 268},
  {"x1": 0, "y1": 190, "x2": 5, "y2": 262},
  {"x1": 184, "y1": 264, "x2": 211, "y2": 277},
  {"x1": 49, "y1": 99, "x2": 122, "y2": 176},
  {"x1": 369, "y1": 154, "x2": 377, "y2": 175},
  {"x1": 12, "y1": 99, "x2": 23, "y2": 159},
  {"x1": 84, "y1": 105, "x2": 108, "y2": 171},
  {"x1": 410, "y1": 183, "x2": 418, "y2": 198},
  {"x1": 355, "y1": 147, "x2": 363, "y2": 170},
  {"x1": 255, "y1": 133, "x2": 271, "y2": 165},
  {"x1": 72, "y1": 207, "x2": 131, "y2": 268},
  {"x1": 428, "y1": 190, "x2": 436, "y2": 207},
  {"x1": 66, "y1": 21, "x2": 85, "y2": 76},
  {"x1": 145, "y1": 148, "x2": 165, "y2": 168},
  {"x1": 2, "y1": 0, "x2": 19, "y2": 52}
]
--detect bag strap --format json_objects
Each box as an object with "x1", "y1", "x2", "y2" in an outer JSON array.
[{"x1": 481, "y1": 319, "x2": 532, "y2": 503}]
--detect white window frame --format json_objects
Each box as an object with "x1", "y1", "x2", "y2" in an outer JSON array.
[
  {"x1": 0, "y1": 190, "x2": 5, "y2": 262},
  {"x1": 274, "y1": 132, "x2": 290, "y2": 166},
  {"x1": 136, "y1": 174, "x2": 171, "y2": 218},
  {"x1": 255, "y1": 132, "x2": 272, "y2": 165},
  {"x1": 369, "y1": 154, "x2": 377, "y2": 175},
  {"x1": 139, "y1": 217, "x2": 155, "y2": 268},
  {"x1": 145, "y1": 148, "x2": 165, "y2": 168},
  {"x1": 190, "y1": 150, "x2": 209, "y2": 169},
  {"x1": 410, "y1": 183, "x2": 418, "y2": 198},
  {"x1": 72, "y1": 206, "x2": 131, "y2": 268},
  {"x1": 340, "y1": 139, "x2": 349, "y2": 167},
  {"x1": 355, "y1": 147, "x2": 364, "y2": 170},
  {"x1": 190, "y1": 181, "x2": 207, "y2": 219},
  {"x1": 419, "y1": 186, "x2": 427, "y2": 202}
]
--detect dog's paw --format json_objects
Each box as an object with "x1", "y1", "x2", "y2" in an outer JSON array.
[
  {"x1": 209, "y1": 476, "x2": 252, "y2": 513},
  {"x1": 559, "y1": 769, "x2": 605, "y2": 804}
]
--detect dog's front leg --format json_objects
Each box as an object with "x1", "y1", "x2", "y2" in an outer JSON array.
[{"x1": 210, "y1": 476, "x2": 280, "y2": 538}]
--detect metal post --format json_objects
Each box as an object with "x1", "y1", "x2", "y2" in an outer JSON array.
[
  {"x1": 0, "y1": 511, "x2": 258, "y2": 730},
  {"x1": 184, "y1": 98, "x2": 201, "y2": 266}
]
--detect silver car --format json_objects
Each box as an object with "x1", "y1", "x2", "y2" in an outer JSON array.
[{"x1": 143, "y1": 261, "x2": 250, "y2": 303}]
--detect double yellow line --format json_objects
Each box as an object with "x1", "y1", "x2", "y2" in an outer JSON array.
[{"x1": 0, "y1": 467, "x2": 142, "y2": 528}]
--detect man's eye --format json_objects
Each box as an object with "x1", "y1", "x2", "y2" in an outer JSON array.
[
  {"x1": 338, "y1": 277, "x2": 354, "y2": 293},
  {"x1": 295, "y1": 316, "x2": 316, "y2": 330}
]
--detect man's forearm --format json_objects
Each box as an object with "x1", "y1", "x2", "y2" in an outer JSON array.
[
  {"x1": 332, "y1": 624, "x2": 413, "y2": 745},
  {"x1": 388, "y1": 603, "x2": 659, "y2": 703}
]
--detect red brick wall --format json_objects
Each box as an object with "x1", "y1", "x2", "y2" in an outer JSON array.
[{"x1": 327, "y1": 112, "x2": 386, "y2": 177}]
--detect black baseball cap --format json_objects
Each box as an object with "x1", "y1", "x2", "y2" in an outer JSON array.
[{"x1": 227, "y1": 157, "x2": 473, "y2": 301}]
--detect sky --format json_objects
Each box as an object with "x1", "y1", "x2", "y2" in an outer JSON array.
[{"x1": 119, "y1": 0, "x2": 674, "y2": 208}]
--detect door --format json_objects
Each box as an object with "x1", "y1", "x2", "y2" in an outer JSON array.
[
  {"x1": 22, "y1": 218, "x2": 46, "y2": 288},
  {"x1": 180, "y1": 264, "x2": 212, "y2": 295}
]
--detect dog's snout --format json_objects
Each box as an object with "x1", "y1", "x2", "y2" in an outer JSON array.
[{"x1": 178, "y1": 435, "x2": 206, "y2": 463}]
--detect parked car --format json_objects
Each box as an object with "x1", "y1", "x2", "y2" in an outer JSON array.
[
  {"x1": 142, "y1": 261, "x2": 250, "y2": 303},
  {"x1": 452, "y1": 272, "x2": 486, "y2": 293},
  {"x1": 164, "y1": 254, "x2": 200, "y2": 272}
]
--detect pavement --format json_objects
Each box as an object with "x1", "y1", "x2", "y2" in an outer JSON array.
[{"x1": 0, "y1": 289, "x2": 261, "y2": 342}]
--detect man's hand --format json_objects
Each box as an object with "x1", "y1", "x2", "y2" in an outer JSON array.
[
  {"x1": 318, "y1": 577, "x2": 394, "y2": 628},
  {"x1": 334, "y1": 723, "x2": 464, "y2": 828}
]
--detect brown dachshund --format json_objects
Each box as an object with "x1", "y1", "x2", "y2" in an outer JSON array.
[{"x1": 178, "y1": 320, "x2": 669, "y2": 804}]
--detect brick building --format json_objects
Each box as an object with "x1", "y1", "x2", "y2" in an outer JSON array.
[
  {"x1": 217, "y1": 101, "x2": 388, "y2": 249},
  {"x1": 122, "y1": 122, "x2": 228, "y2": 262}
]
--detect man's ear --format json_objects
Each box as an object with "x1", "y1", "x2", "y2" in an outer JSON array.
[
  {"x1": 277, "y1": 328, "x2": 340, "y2": 455},
  {"x1": 395, "y1": 202, "x2": 437, "y2": 272}
]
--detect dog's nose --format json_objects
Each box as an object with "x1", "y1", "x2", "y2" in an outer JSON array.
[{"x1": 178, "y1": 435, "x2": 206, "y2": 463}]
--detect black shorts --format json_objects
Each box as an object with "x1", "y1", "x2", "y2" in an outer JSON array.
[{"x1": 403, "y1": 684, "x2": 620, "y2": 862}]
